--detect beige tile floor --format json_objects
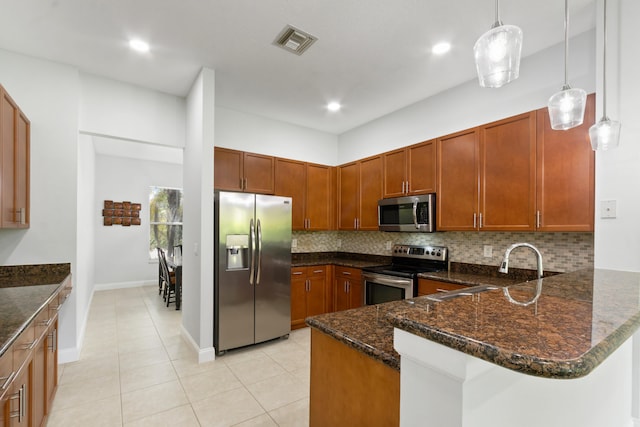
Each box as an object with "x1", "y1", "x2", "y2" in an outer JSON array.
[{"x1": 47, "y1": 285, "x2": 311, "y2": 427}]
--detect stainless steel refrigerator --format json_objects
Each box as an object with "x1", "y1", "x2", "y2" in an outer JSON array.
[{"x1": 214, "y1": 191, "x2": 292, "y2": 354}]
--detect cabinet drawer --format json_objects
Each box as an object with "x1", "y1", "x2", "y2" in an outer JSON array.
[
  {"x1": 308, "y1": 266, "x2": 327, "y2": 277},
  {"x1": 291, "y1": 267, "x2": 307, "y2": 277},
  {"x1": 418, "y1": 279, "x2": 467, "y2": 296},
  {"x1": 335, "y1": 266, "x2": 362, "y2": 280},
  {"x1": 12, "y1": 321, "x2": 35, "y2": 371},
  {"x1": 0, "y1": 345, "x2": 15, "y2": 399}
]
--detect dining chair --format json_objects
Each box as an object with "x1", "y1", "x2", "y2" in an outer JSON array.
[{"x1": 158, "y1": 247, "x2": 177, "y2": 307}]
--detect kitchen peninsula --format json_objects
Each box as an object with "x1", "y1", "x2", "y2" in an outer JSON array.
[{"x1": 307, "y1": 268, "x2": 640, "y2": 427}]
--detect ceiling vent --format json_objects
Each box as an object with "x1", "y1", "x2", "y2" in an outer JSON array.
[{"x1": 273, "y1": 25, "x2": 317, "y2": 55}]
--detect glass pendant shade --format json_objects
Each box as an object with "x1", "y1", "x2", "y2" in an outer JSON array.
[
  {"x1": 547, "y1": 86, "x2": 587, "y2": 130},
  {"x1": 474, "y1": 24, "x2": 523, "y2": 88},
  {"x1": 589, "y1": 117, "x2": 621, "y2": 151}
]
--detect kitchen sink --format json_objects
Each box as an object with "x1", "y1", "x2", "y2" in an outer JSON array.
[{"x1": 425, "y1": 285, "x2": 498, "y2": 302}]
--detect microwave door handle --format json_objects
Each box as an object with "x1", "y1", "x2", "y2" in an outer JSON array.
[{"x1": 413, "y1": 200, "x2": 419, "y2": 229}]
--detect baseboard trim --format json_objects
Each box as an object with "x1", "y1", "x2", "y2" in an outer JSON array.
[
  {"x1": 180, "y1": 324, "x2": 216, "y2": 363},
  {"x1": 94, "y1": 280, "x2": 155, "y2": 291}
]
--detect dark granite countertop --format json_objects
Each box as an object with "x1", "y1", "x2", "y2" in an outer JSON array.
[
  {"x1": 0, "y1": 264, "x2": 71, "y2": 359},
  {"x1": 308, "y1": 268, "x2": 640, "y2": 379},
  {"x1": 292, "y1": 252, "x2": 390, "y2": 269}
]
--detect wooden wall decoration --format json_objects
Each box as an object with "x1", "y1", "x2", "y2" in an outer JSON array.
[{"x1": 103, "y1": 200, "x2": 141, "y2": 226}]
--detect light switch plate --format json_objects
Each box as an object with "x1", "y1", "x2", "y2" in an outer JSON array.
[{"x1": 601, "y1": 200, "x2": 617, "y2": 218}]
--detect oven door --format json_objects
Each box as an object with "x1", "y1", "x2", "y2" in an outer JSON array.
[{"x1": 363, "y1": 272, "x2": 415, "y2": 305}]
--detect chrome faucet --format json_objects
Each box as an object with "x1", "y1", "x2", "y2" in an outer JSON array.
[{"x1": 498, "y1": 243, "x2": 543, "y2": 279}]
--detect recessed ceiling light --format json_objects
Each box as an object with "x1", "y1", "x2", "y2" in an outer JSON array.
[
  {"x1": 129, "y1": 39, "x2": 150, "y2": 53},
  {"x1": 432, "y1": 42, "x2": 451, "y2": 55},
  {"x1": 327, "y1": 102, "x2": 341, "y2": 112}
]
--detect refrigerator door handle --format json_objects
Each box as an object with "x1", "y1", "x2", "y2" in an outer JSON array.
[
  {"x1": 256, "y1": 219, "x2": 262, "y2": 285},
  {"x1": 249, "y1": 218, "x2": 256, "y2": 285}
]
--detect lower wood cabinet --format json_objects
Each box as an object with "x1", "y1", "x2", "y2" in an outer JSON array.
[
  {"x1": 0, "y1": 277, "x2": 69, "y2": 427},
  {"x1": 333, "y1": 266, "x2": 363, "y2": 311},
  {"x1": 290, "y1": 266, "x2": 330, "y2": 330},
  {"x1": 417, "y1": 278, "x2": 467, "y2": 296}
]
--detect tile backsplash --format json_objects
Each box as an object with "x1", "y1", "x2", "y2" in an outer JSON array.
[{"x1": 292, "y1": 231, "x2": 593, "y2": 273}]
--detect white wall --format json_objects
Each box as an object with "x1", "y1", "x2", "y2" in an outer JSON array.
[
  {"x1": 594, "y1": 0, "x2": 640, "y2": 272},
  {"x1": 75, "y1": 134, "x2": 96, "y2": 360},
  {"x1": 0, "y1": 49, "x2": 80, "y2": 358},
  {"x1": 93, "y1": 151, "x2": 183, "y2": 286},
  {"x1": 182, "y1": 68, "x2": 216, "y2": 361},
  {"x1": 80, "y1": 73, "x2": 186, "y2": 147},
  {"x1": 338, "y1": 31, "x2": 596, "y2": 164},
  {"x1": 215, "y1": 106, "x2": 338, "y2": 165}
]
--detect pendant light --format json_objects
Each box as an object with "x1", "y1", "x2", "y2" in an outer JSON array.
[
  {"x1": 473, "y1": 0, "x2": 523, "y2": 88},
  {"x1": 589, "y1": 0, "x2": 621, "y2": 150},
  {"x1": 547, "y1": 0, "x2": 587, "y2": 130}
]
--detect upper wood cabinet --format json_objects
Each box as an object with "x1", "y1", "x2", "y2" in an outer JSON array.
[
  {"x1": 0, "y1": 85, "x2": 30, "y2": 229},
  {"x1": 275, "y1": 158, "x2": 334, "y2": 230},
  {"x1": 214, "y1": 147, "x2": 275, "y2": 194},
  {"x1": 338, "y1": 155, "x2": 382, "y2": 231},
  {"x1": 535, "y1": 93, "x2": 595, "y2": 231},
  {"x1": 383, "y1": 140, "x2": 436, "y2": 198},
  {"x1": 479, "y1": 112, "x2": 536, "y2": 231},
  {"x1": 437, "y1": 112, "x2": 536, "y2": 231}
]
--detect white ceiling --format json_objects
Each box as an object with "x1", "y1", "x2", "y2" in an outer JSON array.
[{"x1": 0, "y1": 0, "x2": 596, "y2": 135}]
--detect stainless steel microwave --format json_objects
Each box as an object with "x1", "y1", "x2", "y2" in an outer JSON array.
[{"x1": 378, "y1": 194, "x2": 436, "y2": 232}]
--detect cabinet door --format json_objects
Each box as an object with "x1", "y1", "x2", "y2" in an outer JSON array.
[
  {"x1": 382, "y1": 148, "x2": 407, "y2": 198},
  {"x1": 214, "y1": 147, "x2": 243, "y2": 191},
  {"x1": 8, "y1": 364, "x2": 30, "y2": 427},
  {"x1": 358, "y1": 156, "x2": 382, "y2": 230},
  {"x1": 275, "y1": 158, "x2": 306, "y2": 230},
  {"x1": 407, "y1": 140, "x2": 436, "y2": 195},
  {"x1": 417, "y1": 279, "x2": 467, "y2": 296},
  {"x1": 334, "y1": 277, "x2": 350, "y2": 312},
  {"x1": 437, "y1": 129, "x2": 479, "y2": 231},
  {"x1": 1, "y1": 90, "x2": 17, "y2": 228},
  {"x1": 536, "y1": 94, "x2": 595, "y2": 231},
  {"x1": 348, "y1": 273, "x2": 363, "y2": 309},
  {"x1": 480, "y1": 112, "x2": 536, "y2": 231},
  {"x1": 32, "y1": 340, "x2": 46, "y2": 427},
  {"x1": 243, "y1": 152, "x2": 275, "y2": 194},
  {"x1": 306, "y1": 268, "x2": 327, "y2": 317},
  {"x1": 338, "y1": 162, "x2": 359, "y2": 230},
  {"x1": 306, "y1": 164, "x2": 333, "y2": 230},
  {"x1": 290, "y1": 268, "x2": 308, "y2": 329},
  {"x1": 45, "y1": 320, "x2": 58, "y2": 414},
  {"x1": 14, "y1": 111, "x2": 29, "y2": 227}
]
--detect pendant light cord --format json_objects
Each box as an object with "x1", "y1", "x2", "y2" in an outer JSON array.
[
  {"x1": 492, "y1": 0, "x2": 503, "y2": 28},
  {"x1": 602, "y1": 0, "x2": 608, "y2": 118},
  {"x1": 563, "y1": 0, "x2": 570, "y2": 87}
]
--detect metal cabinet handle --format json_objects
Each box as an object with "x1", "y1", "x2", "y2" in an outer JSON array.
[
  {"x1": 479, "y1": 213, "x2": 483, "y2": 228},
  {"x1": 292, "y1": 271, "x2": 303, "y2": 275},
  {"x1": 536, "y1": 210, "x2": 541, "y2": 228},
  {"x1": 21, "y1": 340, "x2": 37, "y2": 351},
  {"x1": 406, "y1": 181, "x2": 410, "y2": 194},
  {"x1": 48, "y1": 328, "x2": 57, "y2": 352},
  {"x1": 342, "y1": 271, "x2": 351, "y2": 276},
  {"x1": 10, "y1": 384, "x2": 25, "y2": 422},
  {"x1": 243, "y1": 178, "x2": 247, "y2": 190},
  {"x1": 346, "y1": 281, "x2": 350, "y2": 293},
  {"x1": 0, "y1": 371, "x2": 16, "y2": 390},
  {"x1": 436, "y1": 289, "x2": 450, "y2": 293},
  {"x1": 39, "y1": 318, "x2": 53, "y2": 327},
  {"x1": 312, "y1": 269, "x2": 323, "y2": 274},
  {"x1": 401, "y1": 181, "x2": 405, "y2": 193},
  {"x1": 473, "y1": 213, "x2": 477, "y2": 228}
]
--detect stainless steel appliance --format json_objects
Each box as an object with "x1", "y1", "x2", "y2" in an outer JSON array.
[
  {"x1": 362, "y1": 244, "x2": 448, "y2": 305},
  {"x1": 214, "y1": 191, "x2": 292, "y2": 355},
  {"x1": 378, "y1": 194, "x2": 436, "y2": 232}
]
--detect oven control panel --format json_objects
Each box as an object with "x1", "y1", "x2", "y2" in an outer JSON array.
[{"x1": 391, "y1": 244, "x2": 448, "y2": 261}]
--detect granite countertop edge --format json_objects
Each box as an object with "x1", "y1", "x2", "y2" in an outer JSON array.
[
  {"x1": 306, "y1": 315, "x2": 400, "y2": 371},
  {"x1": 389, "y1": 309, "x2": 640, "y2": 379}
]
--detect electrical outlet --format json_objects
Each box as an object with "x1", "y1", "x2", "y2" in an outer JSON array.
[
  {"x1": 483, "y1": 245, "x2": 493, "y2": 258},
  {"x1": 291, "y1": 238, "x2": 297, "y2": 248},
  {"x1": 386, "y1": 241, "x2": 392, "y2": 250},
  {"x1": 601, "y1": 200, "x2": 617, "y2": 219}
]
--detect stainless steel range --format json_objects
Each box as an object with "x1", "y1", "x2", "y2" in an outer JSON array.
[{"x1": 362, "y1": 244, "x2": 448, "y2": 305}]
